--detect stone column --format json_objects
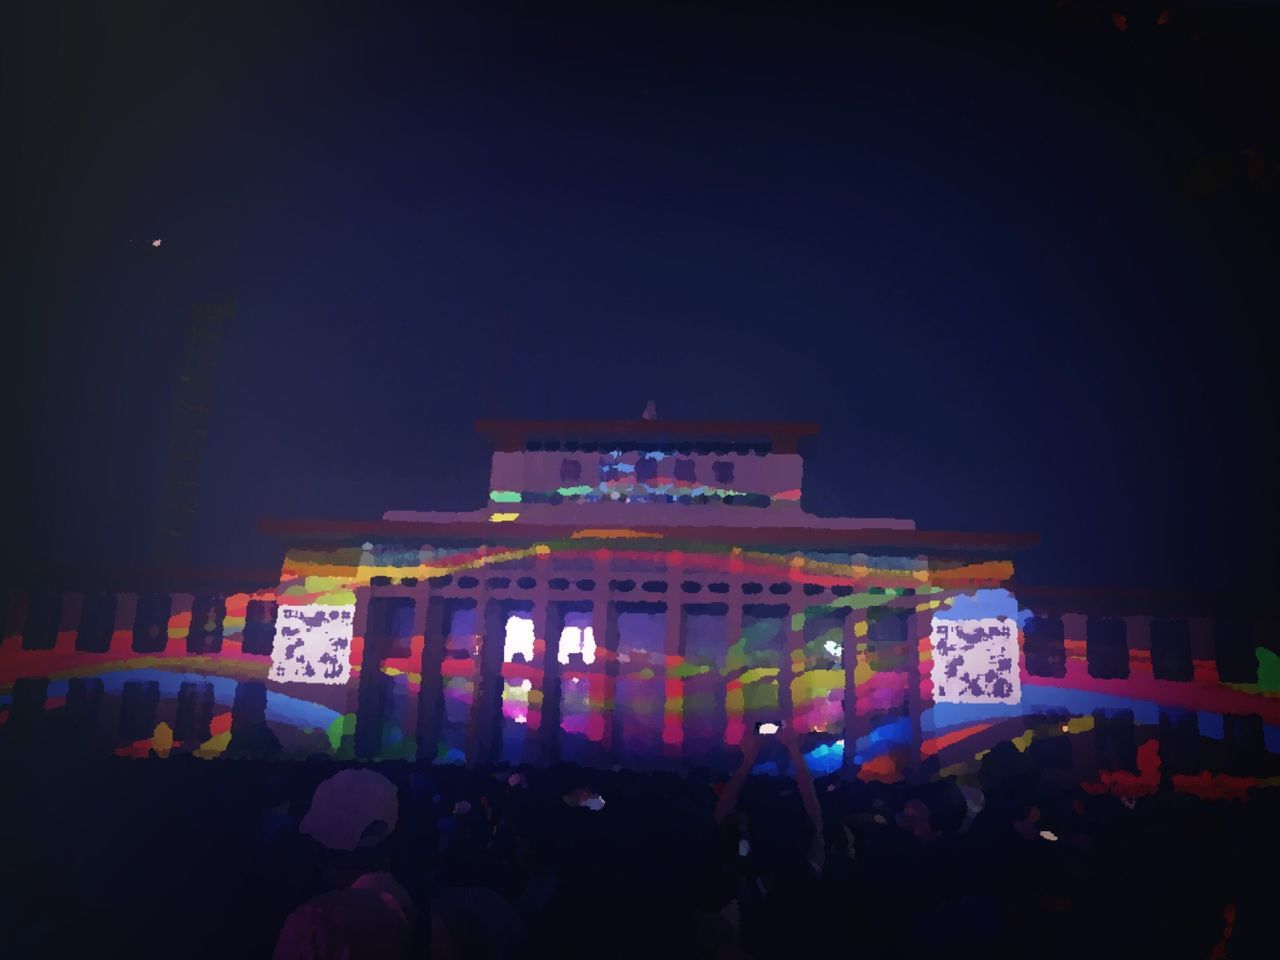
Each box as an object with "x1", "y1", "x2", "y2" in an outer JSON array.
[
  {"x1": 1061, "y1": 613, "x2": 1089, "y2": 683},
  {"x1": 521, "y1": 553, "x2": 553, "y2": 761},
  {"x1": 1, "y1": 589, "x2": 26, "y2": 646},
  {"x1": 537, "y1": 599, "x2": 568, "y2": 764},
  {"x1": 581, "y1": 550, "x2": 615, "y2": 761},
  {"x1": 166, "y1": 593, "x2": 193, "y2": 657},
  {"x1": 780, "y1": 602, "x2": 803, "y2": 729},
  {"x1": 842, "y1": 608, "x2": 867, "y2": 780},
  {"x1": 56, "y1": 593, "x2": 82, "y2": 654},
  {"x1": 348, "y1": 585, "x2": 374, "y2": 728},
  {"x1": 93, "y1": 593, "x2": 139, "y2": 748},
  {"x1": 352, "y1": 585, "x2": 387, "y2": 761},
  {"x1": 724, "y1": 600, "x2": 746, "y2": 747},
  {"x1": 153, "y1": 593, "x2": 187, "y2": 738},
  {"x1": 358, "y1": 583, "x2": 421, "y2": 760},
  {"x1": 416, "y1": 594, "x2": 449, "y2": 763},
  {"x1": 603, "y1": 599, "x2": 622, "y2": 765},
  {"x1": 1125, "y1": 615, "x2": 1152, "y2": 679},
  {"x1": 110, "y1": 594, "x2": 138, "y2": 656},
  {"x1": 662, "y1": 596, "x2": 685, "y2": 760},
  {"x1": 1189, "y1": 617, "x2": 1218, "y2": 683},
  {"x1": 472, "y1": 595, "x2": 507, "y2": 767},
  {"x1": 905, "y1": 610, "x2": 929, "y2": 783},
  {"x1": 462, "y1": 558, "x2": 494, "y2": 767},
  {"x1": 392, "y1": 582, "x2": 431, "y2": 758}
]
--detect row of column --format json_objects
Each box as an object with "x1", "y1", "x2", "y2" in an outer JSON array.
[
  {"x1": 352, "y1": 552, "x2": 932, "y2": 775},
  {"x1": 1, "y1": 590, "x2": 277, "y2": 657}
]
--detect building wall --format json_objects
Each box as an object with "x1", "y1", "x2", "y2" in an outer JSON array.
[
  {"x1": 3, "y1": 544, "x2": 1277, "y2": 795},
  {"x1": 488, "y1": 449, "x2": 806, "y2": 510}
]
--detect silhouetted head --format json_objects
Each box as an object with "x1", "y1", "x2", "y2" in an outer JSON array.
[{"x1": 299, "y1": 768, "x2": 400, "y2": 888}]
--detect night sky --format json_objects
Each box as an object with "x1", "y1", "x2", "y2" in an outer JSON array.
[{"x1": 4, "y1": 1, "x2": 1277, "y2": 596}]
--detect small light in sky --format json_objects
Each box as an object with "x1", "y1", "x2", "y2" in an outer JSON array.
[{"x1": 152, "y1": 239, "x2": 162, "y2": 248}]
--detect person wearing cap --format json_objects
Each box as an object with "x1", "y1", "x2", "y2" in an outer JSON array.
[{"x1": 273, "y1": 768, "x2": 419, "y2": 960}]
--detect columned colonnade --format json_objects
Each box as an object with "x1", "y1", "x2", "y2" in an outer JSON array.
[{"x1": 351, "y1": 546, "x2": 940, "y2": 777}]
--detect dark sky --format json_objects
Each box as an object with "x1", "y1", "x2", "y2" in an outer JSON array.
[{"x1": 3, "y1": 1, "x2": 1277, "y2": 595}]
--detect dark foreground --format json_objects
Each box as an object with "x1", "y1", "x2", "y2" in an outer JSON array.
[{"x1": 1, "y1": 744, "x2": 1275, "y2": 960}]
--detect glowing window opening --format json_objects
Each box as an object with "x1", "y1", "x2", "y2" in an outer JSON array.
[
  {"x1": 503, "y1": 614, "x2": 535, "y2": 663},
  {"x1": 558, "y1": 624, "x2": 597, "y2": 665}
]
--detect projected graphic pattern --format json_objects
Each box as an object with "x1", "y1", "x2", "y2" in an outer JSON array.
[
  {"x1": 3, "y1": 416, "x2": 1276, "y2": 793},
  {"x1": 271, "y1": 605, "x2": 355, "y2": 684},
  {"x1": 930, "y1": 618, "x2": 1020, "y2": 704}
]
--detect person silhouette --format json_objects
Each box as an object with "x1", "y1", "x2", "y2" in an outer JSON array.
[{"x1": 273, "y1": 769, "x2": 418, "y2": 960}]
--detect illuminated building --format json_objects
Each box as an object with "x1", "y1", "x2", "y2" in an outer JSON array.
[{"x1": 2, "y1": 417, "x2": 1276, "y2": 792}]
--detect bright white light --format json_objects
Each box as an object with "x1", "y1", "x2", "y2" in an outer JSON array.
[
  {"x1": 558, "y1": 625, "x2": 597, "y2": 665},
  {"x1": 823, "y1": 640, "x2": 842, "y2": 659},
  {"x1": 1039, "y1": 830, "x2": 1058, "y2": 842},
  {"x1": 151, "y1": 238, "x2": 162, "y2": 248},
  {"x1": 520, "y1": 679, "x2": 531, "y2": 691},
  {"x1": 503, "y1": 614, "x2": 535, "y2": 663}
]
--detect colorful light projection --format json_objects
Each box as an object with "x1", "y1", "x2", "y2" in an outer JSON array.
[
  {"x1": 500, "y1": 612, "x2": 536, "y2": 737},
  {"x1": 22, "y1": 537, "x2": 1278, "y2": 781},
  {"x1": 792, "y1": 610, "x2": 844, "y2": 735},
  {"x1": 270, "y1": 605, "x2": 355, "y2": 684},
  {"x1": 929, "y1": 618, "x2": 1020, "y2": 704},
  {"x1": 614, "y1": 605, "x2": 665, "y2": 760},
  {"x1": 438, "y1": 602, "x2": 480, "y2": 764},
  {"x1": 726, "y1": 608, "x2": 784, "y2": 741},
  {"x1": 559, "y1": 610, "x2": 605, "y2": 759},
  {"x1": 681, "y1": 607, "x2": 728, "y2": 757},
  {"x1": 557, "y1": 619, "x2": 596, "y2": 665},
  {"x1": 494, "y1": 448, "x2": 767, "y2": 506}
]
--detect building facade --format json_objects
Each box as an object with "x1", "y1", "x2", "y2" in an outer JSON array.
[{"x1": 2, "y1": 418, "x2": 1277, "y2": 793}]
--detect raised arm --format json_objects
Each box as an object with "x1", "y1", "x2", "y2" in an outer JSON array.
[
  {"x1": 779, "y1": 725, "x2": 825, "y2": 870},
  {"x1": 714, "y1": 728, "x2": 761, "y2": 826}
]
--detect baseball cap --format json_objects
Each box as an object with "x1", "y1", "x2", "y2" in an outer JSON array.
[{"x1": 299, "y1": 768, "x2": 400, "y2": 852}]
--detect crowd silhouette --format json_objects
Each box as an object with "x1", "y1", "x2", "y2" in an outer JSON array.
[{"x1": 2, "y1": 731, "x2": 1275, "y2": 959}]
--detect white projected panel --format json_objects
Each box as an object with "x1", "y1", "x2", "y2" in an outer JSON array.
[
  {"x1": 271, "y1": 605, "x2": 355, "y2": 685},
  {"x1": 930, "y1": 617, "x2": 1021, "y2": 704}
]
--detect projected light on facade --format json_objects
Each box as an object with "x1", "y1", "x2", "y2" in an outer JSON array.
[
  {"x1": 270, "y1": 605, "x2": 354, "y2": 685},
  {"x1": 929, "y1": 617, "x2": 1020, "y2": 704},
  {"x1": 558, "y1": 618, "x2": 597, "y2": 665},
  {"x1": 9, "y1": 415, "x2": 1271, "y2": 789},
  {"x1": 502, "y1": 613, "x2": 535, "y2": 663}
]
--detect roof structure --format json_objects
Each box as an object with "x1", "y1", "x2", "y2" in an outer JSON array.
[
  {"x1": 474, "y1": 418, "x2": 821, "y2": 453},
  {"x1": 259, "y1": 516, "x2": 1037, "y2": 555}
]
